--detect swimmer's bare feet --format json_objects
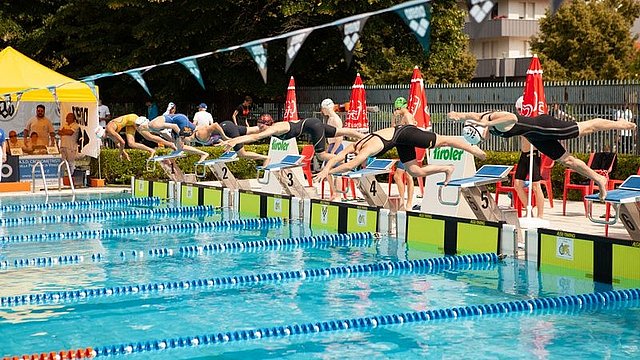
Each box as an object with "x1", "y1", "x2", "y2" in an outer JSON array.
[
  {"x1": 443, "y1": 165, "x2": 455, "y2": 185},
  {"x1": 595, "y1": 174, "x2": 608, "y2": 201}
]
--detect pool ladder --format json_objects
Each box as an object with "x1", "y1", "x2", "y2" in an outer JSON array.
[{"x1": 31, "y1": 160, "x2": 76, "y2": 197}]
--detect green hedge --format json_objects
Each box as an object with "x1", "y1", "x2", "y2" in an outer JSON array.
[{"x1": 91, "y1": 147, "x2": 640, "y2": 201}]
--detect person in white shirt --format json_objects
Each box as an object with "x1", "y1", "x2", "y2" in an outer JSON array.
[
  {"x1": 616, "y1": 107, "x2": 634, "y2": 153},
  {"x1": 23, "y1": 104, "x2": 55, "y2": 146},
  {"x1": 58, "y1": 113, "x2": 81, "y2": 172},
  {"x1": 98, "y1": 99, "x2": 111, "y2": 127},
  {"x1": 193, "y1": 103, "x2": 214, "y2": 128}
]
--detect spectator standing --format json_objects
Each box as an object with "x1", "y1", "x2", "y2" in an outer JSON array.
[
  {"x1": 193, "y1": 103, "x2": 214, "y2": 128},
  {"x1": 616, "y1": 107, "x2": 634, "y2": 153},
  {"x1": 58, "y1": 113, "x2": 81, "y2": 172},
  {"x1": 98, "y1": 99, "x2": 111, "y2": 127},
  {"x1": 391, "y1": 97, "x2": 416, "y2": 211},
  {"x1": 320, "y1": 99, "x2": 343, "y2": 201},
  {"x1": 232, "y1": 96, "x2": 252, "y2": 127},
  {"x1": 23, "y1": 104, "x2": 55, "y2": 146}
]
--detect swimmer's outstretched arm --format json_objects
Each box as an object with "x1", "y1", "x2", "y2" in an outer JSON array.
[
  {"x1": 313, "y1": 143, "x2": 354, "y2": 184},
  {"x1": 448, "y1": 111, "x2": 517, "y2": 128}
]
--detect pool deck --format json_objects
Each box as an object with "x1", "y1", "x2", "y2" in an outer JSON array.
[{"x1": 7, "y1": 181, "x2": 633, "y2": 242}]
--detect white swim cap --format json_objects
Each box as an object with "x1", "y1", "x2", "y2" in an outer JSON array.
[
  {"x1": 135, "y1": 116, "x2": 149, "y2": 127},
  {"x1": 462, "y1": 122, "x2": 485, "y2": 145},
  {"x1": 515, "y1": 96, "x2": 524, "y2": 111},
  {"x1": 95, "y1": 126, "x2": 105, "y2": 139},
  {"x1": 321, "y1": 98, "x2": 335, "y2": 110}
]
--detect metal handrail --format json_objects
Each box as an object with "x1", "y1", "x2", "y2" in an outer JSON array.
[
  {"x1": 57, "y1": 160, "x2": 76, "y2": 195},
  {"x1": 31, "y1": 161, "x2": 48, "y2": 196}
]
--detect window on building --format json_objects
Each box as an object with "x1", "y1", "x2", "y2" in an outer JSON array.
[{"x1": 483, "y1": 42, "x2": 494, "y2": 59}]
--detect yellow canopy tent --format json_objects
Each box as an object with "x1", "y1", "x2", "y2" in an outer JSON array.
[{"x1": 0, "y1": 46, "x2": 96, "y2": 102}]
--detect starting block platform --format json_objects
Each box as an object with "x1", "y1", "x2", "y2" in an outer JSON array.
[
  {"x1": 437, "y1": 165, "x2": 516, "y2": 224},
  {"x1": 195, "y1": 152, "x2": 246, "y2": 190},
  {"x1": 146, "y1": 151, "x2": 194, "y2": 183},
  {"x1": 257, "y1": 154, "x2": 315, "y2": 198},
  {"x1": 341, "y1": 159, "x2": 396, "y2": 210},
  {"x1": 586, "y1": 175, "x2": 640, "y2": 241}
]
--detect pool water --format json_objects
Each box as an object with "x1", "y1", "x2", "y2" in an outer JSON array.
[{"x1": 0, "y1": 194, "x2": 638, "y2": 359}]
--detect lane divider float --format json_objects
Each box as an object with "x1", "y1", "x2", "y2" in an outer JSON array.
[
  {"x1": 0, "y1": 253, "x2": 499, "y2": 307},
  {"x1": 0, "y1": 217, "x2": 282, "y2": 244},
  {"x1": 0, "y1": 197, "x2": 160, "y2": 213},
  {"x1": 0, "y1": 205, "x2": 220, "y2": 227}
]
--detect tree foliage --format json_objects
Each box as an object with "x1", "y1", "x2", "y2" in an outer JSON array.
[
  {"x1": 1, "y1": 0, "x2": 475, "y2": 116},
  {"x1": 530, "y1": 0, "x2": 640, "y2": 81}
]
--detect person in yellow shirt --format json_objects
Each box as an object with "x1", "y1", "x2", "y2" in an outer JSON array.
[{"x1": 104, "y1": 114, "x2": 175, "y2": 161}]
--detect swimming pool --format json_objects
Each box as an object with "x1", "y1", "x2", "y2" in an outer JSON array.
[{"x1": 1, "y1": 193, "x2": 639, "y2": 359}]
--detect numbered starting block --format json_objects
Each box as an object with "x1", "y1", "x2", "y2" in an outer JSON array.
[
  {"x1": 257, "y1": 154, "x2": 316, "y2": 198},
  {"x1": 437, "y1": 165, "x2": 515, "y2": 223},
  {"x1": 341, "y1": 159, "x2": 396, "y2": 210},
  {"x1": 586, "y1": 175, "x2": 640, "y2": 241},
  {"x1": 195, "y1": 151, "x2": 246, "y2": 190},
  {"x1": 146, "y1": 151, "x2": 194, "y2": 182}
]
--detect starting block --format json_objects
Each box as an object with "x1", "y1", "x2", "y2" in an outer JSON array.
[
  {"x1": 341, "y1": 159, "x2": 396, "y2": 210},
  {"x1": 257, "y1": 154, "x2": 316, "y2": 198},
  {"x1": 437, "y1": 165, "x2": 514, "y2": 223},
  {"x1": 146, "y1": 151, "x2": 193, "y2": 182},
  {"x1": 195, "y1": 151, "x2": 246, "y2": 190},
  {"x1": 586, "y1": 175, "x2": 640, "y2": 241}
]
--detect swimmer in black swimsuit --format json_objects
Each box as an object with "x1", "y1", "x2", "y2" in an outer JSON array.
[
  {"x1": 313, "y1": 125, "x2": 486, "y2": 186},
  {"x1": 448, "y1": 110, "x2": 638, "y2": 200},
  {"x1": 187, "y1": 121, "x2": 268, "y2": 163},
  {"x1": 220, "y1": 114, "x2": 366, "y2": 162}
]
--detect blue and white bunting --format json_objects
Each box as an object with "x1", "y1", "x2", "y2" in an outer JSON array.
[
  {"x1": 396, "y1": 3, "x2": 431, "y2": 52},
  {"x1": 125, "y1": 70, "x2": 151, "y2": 96},
  {"x1": 285, "y1": 29, "x2": 313, "y2": 72},
  {"x1": 246, "y1": 43, "x2": 268, "y2": 84}
]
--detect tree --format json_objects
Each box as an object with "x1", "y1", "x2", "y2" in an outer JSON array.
[{"x1": 530, "y1": 0, "x2": 640, "y2": 81}]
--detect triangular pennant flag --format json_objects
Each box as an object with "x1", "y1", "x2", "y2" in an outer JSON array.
[
  {"x1": 550, "y1": 0, "x2": 565, "y2": 15},
  {"x1": 246, "y1": 43, "x2": 268, "y2": 84},
  {"x1": 285, "y1": 29, "x2": 313, "y2": 72},
  {"x1": 85, "y1": 80, "x2": 98, "y2": 98},
  {"x1": 125, "y1": 70, "x2": 151, "y2": 96},
  {"x1": 340, "y1": 17, "x2": 369, "y2": 66},
  {"x1": 177, "y1": 57, "x2": 206, "y2": 89},
  {"x1": 395, "y1": 3, "x2": 431, "y2": 52},
  {"x1": 468, "y1": 0, "x2": 495, "y2": 23}
]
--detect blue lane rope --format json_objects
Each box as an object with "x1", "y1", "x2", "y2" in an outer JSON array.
[
  {"x1": 0, "y1": 197, "x2": 160, "y2": 213},
  {"x1": 178, "y1": 232, "x2": 374, "y2": 255},
  {"x1": 86, "y1": 288, "x2": 640, "y2": 357},
  {"x1": 0, "y1": 217, "x2": 282, "y2": 244},
  {"x1": 0, "y1": 253, "x2": 498, "y2": 307},
  {"x1": 123, "y1": 232, "x2": 373, "y2": 259},
  {"x1": 0, "y1": 255, "x2": 83, "y2": 269},
  {"x1": 0, "y1": 205, "x2": 220, "y2": 227}
]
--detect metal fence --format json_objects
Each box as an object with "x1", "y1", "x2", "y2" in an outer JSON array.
[{"x1": 262, "y1": 80, "x2": 640, "y2": 155}]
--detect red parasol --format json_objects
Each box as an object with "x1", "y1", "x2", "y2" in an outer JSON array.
[
  {"x1": 345, "y1": 73, "x2": 369, "y2": 132},
  {"x1": 520, "y1": 55, "x2": 547, "y2": 117},
  {"x1": 407, "y1": 66, "x2": 431, "y2": 163},
  {"x1": 408, "y1": 66, "x2": 431, "y2": 130},
  {"x1": 521, "y1": 54, "x2": 547, "y2": 220},
  {"x1": 284, "y1": 76, "x2": 298, "y2": 121}
]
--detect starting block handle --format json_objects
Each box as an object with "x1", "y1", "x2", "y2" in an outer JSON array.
[
  {"x1": 437, "y1": 185, "x2": 460, "y2": 206},
  {"x1": 146, "y1": 158, "x2": 157, "y2": 172},
  {"x1": 194, "y1": 162, "x2": 208, "y2": 178},
  {"x1": 257, "y1": 167, "x2": 270, "y2": 185},
  {"x1": 586, "y1": 199, "x2": 618, "y2": 225}
]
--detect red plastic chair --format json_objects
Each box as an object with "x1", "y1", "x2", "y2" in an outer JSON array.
[
  {"x1": 539, "y1": 154, "x2": 555, "y2": 208},
  {"x1": 300, "y1": 145, "x2": 314, "y2": 187},
  {"x1": 562, "y1": 152, "x2": 616, "y2": 216},
  {"x1": 495, "y1": 165, "x2": 522, "y2": 216}
]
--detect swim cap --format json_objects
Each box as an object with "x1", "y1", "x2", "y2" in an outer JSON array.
[
  {"x1": 135, "y1": 116, "x2": 149, "y2": 127},
  {"x1": 462, "y1": 122, "x2": 485, "y2": 145},
  {"x1": 515, "y1": 96, "x2": 524, "y2": 111},
  {"x1": 95, "y1": 126, "x2": 105, "y2": 139},
  {"x1": 321, "y1": 99, "x2": 335, "y2": 110},
  {"x1": 394, "y1": 97, "x2": 407, "y2": 109},
  {"x1": 257, "y1": 114, "x2": 274, "y2": 126}
]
